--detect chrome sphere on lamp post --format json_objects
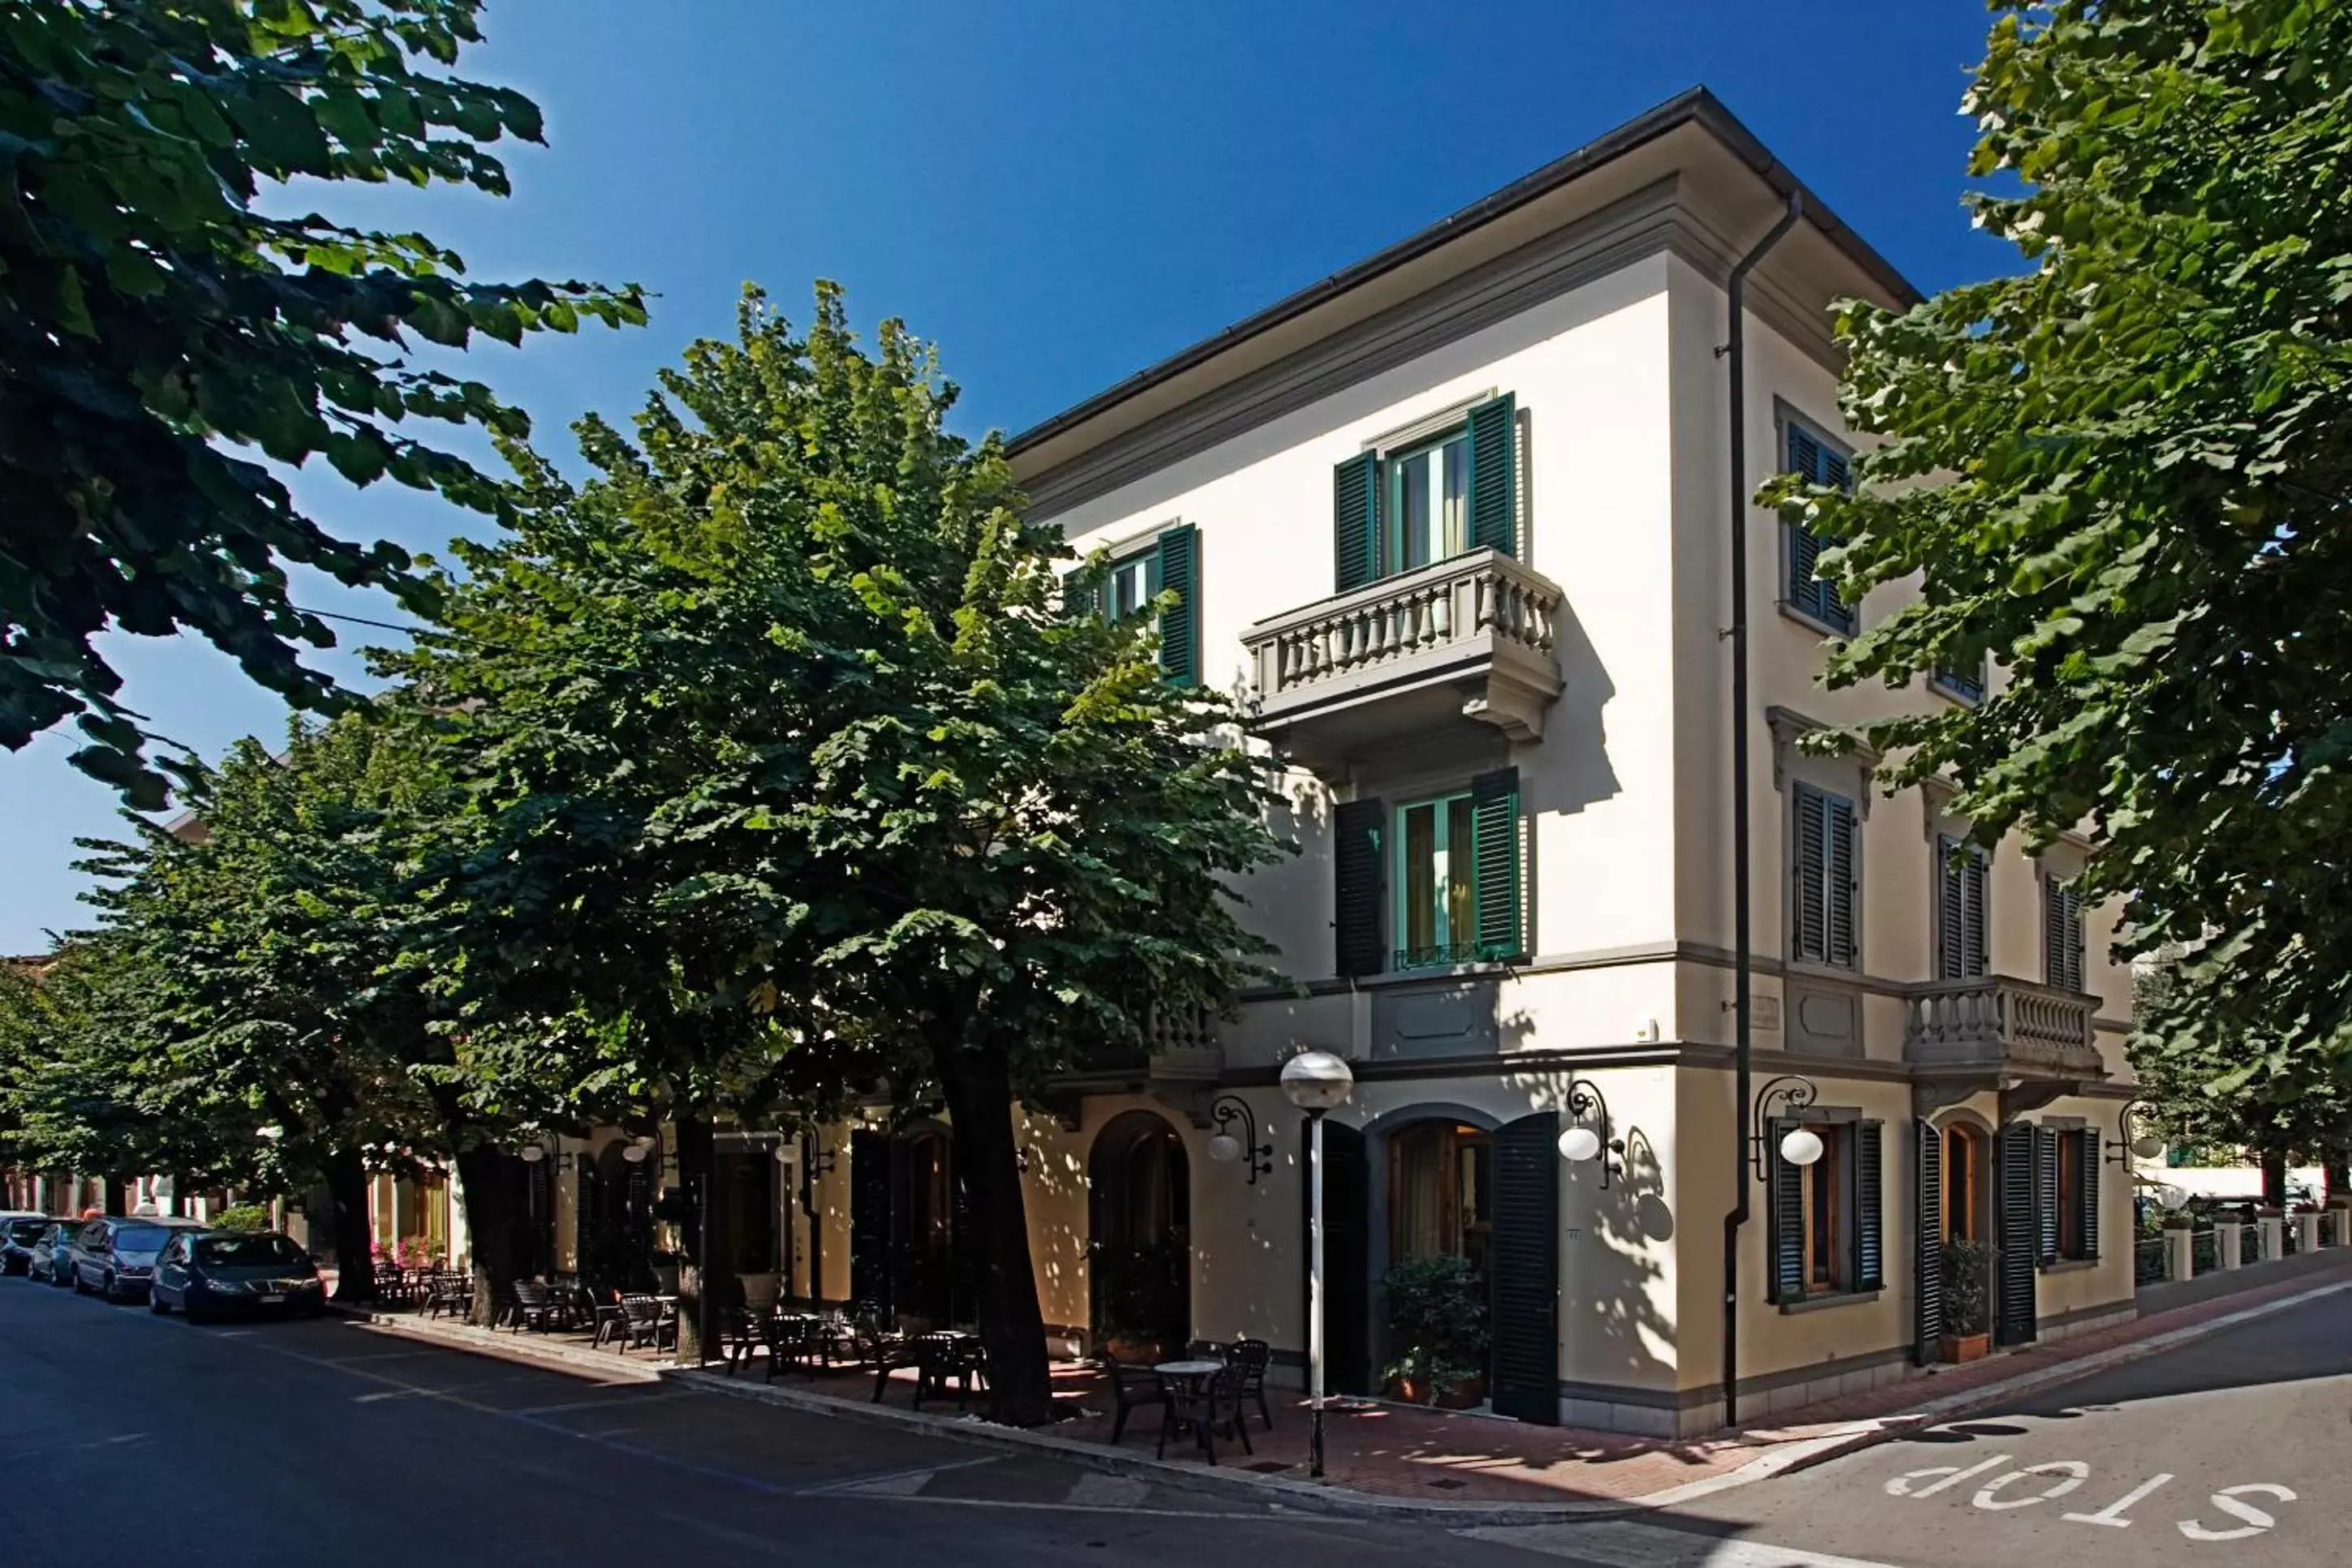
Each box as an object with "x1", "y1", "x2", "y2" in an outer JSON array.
[{"x1": 1280, "y1": 1049, "x2": 1354, "y2": 1479}]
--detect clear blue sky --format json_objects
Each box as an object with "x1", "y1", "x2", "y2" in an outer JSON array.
[{"x1": 0, "y1": 0, "x2": 2020, "y2": 952}]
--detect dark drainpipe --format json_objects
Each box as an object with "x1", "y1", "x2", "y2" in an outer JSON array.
[{"x1": 1722, "y1": 188, "x2": 1803, "y2": 1430}]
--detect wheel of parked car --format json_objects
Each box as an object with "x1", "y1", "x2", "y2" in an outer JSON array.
[
  {"x1": 72, "y1": 1268, "x2": 89, "y2": 1295},
  {"x1": 149, "y1": 1288, "x2": 170, "y2": 1314}
]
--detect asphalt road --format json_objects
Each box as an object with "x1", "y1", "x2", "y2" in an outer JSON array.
[
  {"x1": 1475, "y1": 1278, "x2": 2352, "y2": 1568},
  {"x1": 6, "y1": 1269, "x2": 2341, "y2": 1567},
  {"x1": 0, "y1": 1271, "x2": 1459, "y2": 1568}
]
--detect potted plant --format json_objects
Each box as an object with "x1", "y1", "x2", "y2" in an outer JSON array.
[
  {"x1": 1380, "y1": 1253, "x2": 1490, "y2": 1407},
  {"x1": 1939, "y1": 1239, "x2": 1993, "y2": 1363}
]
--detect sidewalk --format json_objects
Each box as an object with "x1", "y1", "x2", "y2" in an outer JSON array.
[{"x1": 328, "y1": 1250, "x2": 2352, "y2": 1521}]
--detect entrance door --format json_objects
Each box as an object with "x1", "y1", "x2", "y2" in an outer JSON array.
[
  {"x1": 1089, "y1": 1112, "x2": 1192, "y2": 1351},
  {"x1": 1303, "y1": 1118, "x2": 1371, "y2": 1395}
]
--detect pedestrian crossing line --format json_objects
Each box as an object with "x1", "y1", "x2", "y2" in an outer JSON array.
[{"x1": 1460, "y1": 1521, "x2": 1897, "y2": 1568}]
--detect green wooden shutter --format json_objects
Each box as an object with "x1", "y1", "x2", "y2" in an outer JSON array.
[
  {"x1": 1937, "y1": 837, "x2": 1966, "y2": 980},
  {"x1": 1997, "y1": 1123, "x2": 2038, "y2": 1345},
  {"x1": 2067, "y1": 888, "x2": 2088, "y2": 993},
  {"x1": 1766, "y1": 1121, "x2": 1805, "y2": 1304},
  {"x1": 2046, "y1": 879, "x2": 2087, "y2": 992},
  {"x1": 1826, "y1": 794, "x2": 1858, "y2": 969},
  {"x1": 849, "y1": 1129, "x2": 892, "y2": 1321},
  {"x1": 1855, "y1": 1122, "x2": 1885, "y2": 1291},
  {"x1": 1465, "y1": 393, "x2": 1517, "y2": 557},
  {"x1": 1334, "y1": 452, "x2": 1379, "y2": 592},
  {"x1": 1914, "y1": 1119, "x2": 1944, "y2": 1365},
  {"x1": 1784, "y1": 421, "x2": 1854, "y2": 633},
  {"x1": 1470, "y1": 767, "x2": 1523, "y2": 961},
  {"x1": 1334, "y1": 798, "x2": 1385, "y2": 977},
  {"x1": 2035, "y1": 1125, "x2": 2061, "y2": 1267},
  {"x1": 1155, "y1": 524, "x2": 1201, "y2": 687},
  {"x1": 2078, "y1": 1130, "x2": 2100, "y2": 1261},
  {"x1": 1489, "y1": 1110, "x2": 1560, "y2": 1424},
  {"x1": 1793, "y1": 784, "x2": 1828, "y2": 964},
  {"x1": 1962, "y1": 852, "x2": 1989, "y2": 977}
]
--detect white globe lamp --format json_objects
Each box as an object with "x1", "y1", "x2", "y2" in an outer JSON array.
[
  {"x1": 1778, "y1": 1126, "x2": 1825, "y2": 1167},
  {"x1": 1279, "y1": 1050, "x2": 1355, "y2": 1112},
  {"x1": 1558, "y1": 1125, "x2": 1603, "y2": 1164},
  {"x1": 1206, "y1": 1132, "x2": 1241, "y2": 1163}
]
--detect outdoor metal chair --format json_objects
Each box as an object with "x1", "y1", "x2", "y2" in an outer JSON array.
[
  {"x1": 617, "y1": 1292, "x2": 673, "y2": 1354},
  {"x1": 909, "y1": 1331, "x2": 987, "y2": 1411},
  {"x1": 760, "y1": 1316, "x2": 823, "y2": 1384},
  {"x1": 1103, "y1": 1358, "x2": 1167, "y2": 1445},
  {"x1": 507, "y1": 1277, "x2": 561, "y2": 1334},
  {"x1": 1158, "y1": 1368, "x2": 1252, "y2": 1465},
  {"x1": 1222, "y1": 1338, "x2": 1274, "y2": 1429}
]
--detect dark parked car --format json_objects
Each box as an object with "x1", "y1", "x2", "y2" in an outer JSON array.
[
  {"x1": 69, "y1": 1216, "x2": 205, "y2": 1303},
  {"x1": 149, "y1": 1230, "x2": 322, "y2": 1321},
  {"x1": 2, "y1": 1213, "x2": 63, "y2": 1275},
  {"x1": 28, "y1": 1221, "x2": 79, "y2": 1286}
]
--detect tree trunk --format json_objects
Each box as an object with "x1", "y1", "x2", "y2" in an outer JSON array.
[
  {"x1": 323, "y1": 1146, "x2": 376, "y2": 1302},
  {"x1": 2327, "y1": 1157, "x2": 2349, "y2": 1204},
  {"x1": 456, "y1": 1144, "x2": 521, "y2": 1328},
  {"x1": 102, "y1": 1174, "x2": 129, "y2": 1216},
  {"x1": 2260, "y1": 1145, "x2": 2289, "y2": 1208},
  {"x1": 935, "y1": 1033, "x2": 1054, "y2": 1426},
  {"x1": 673, "y1": 1112, "x2": 715, "y2": 1364}
]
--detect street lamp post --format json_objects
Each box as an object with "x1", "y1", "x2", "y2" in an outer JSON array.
[{"x1": 1280, "y1": 1049, "x2": 1354, "y2": 1480}]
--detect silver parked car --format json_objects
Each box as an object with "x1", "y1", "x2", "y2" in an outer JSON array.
[
  {"x1": 69, "y1": 1216, "x2": 206, "y2": 1303},
  {"x1": 28, "y1": 1220, "x2": 81, "y2": 1286}
]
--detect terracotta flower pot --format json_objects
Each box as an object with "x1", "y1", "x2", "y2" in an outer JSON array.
[
  {"x1": 1434, "y1": 1375, "x2": 1488, "y2": 1410},
  {"x1": 1939, "y1": 1332, "x2": 1991, "y2": 1364},
  {"x1": 1384, "y1": 1373, "x2": 1430, "y2": 1404}
]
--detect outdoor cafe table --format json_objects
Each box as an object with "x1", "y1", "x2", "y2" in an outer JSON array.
[{"x1": 1152, "y1": 1358, "x2": 1226, "y2": 1392}]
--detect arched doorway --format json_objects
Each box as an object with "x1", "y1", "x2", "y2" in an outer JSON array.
[
  {"x1": 1945, "y1": 1123, "x2": 1988, "y2": 1244},
  {"x1": 1089, "y1": 1111, "x2": 1191, "y2": 1353}
]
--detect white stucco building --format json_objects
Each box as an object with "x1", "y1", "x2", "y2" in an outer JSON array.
[{"x1": 546, "y1": 89, "x2": 2142, "y2": 1439}]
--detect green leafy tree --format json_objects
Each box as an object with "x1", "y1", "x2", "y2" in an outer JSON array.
[
  {"x1": 0, "y1": 0, "x2": 644, "y2": 805},
  {"x1": 68, "y1": 716, "x2": 463, "y2": 1296},
  {"x1": 392, "y1": 286, "x2": 1287, "y2": 1417},
  {"x1": 1770, "y1": 2, "x2": 2352, "y2": 1079}
]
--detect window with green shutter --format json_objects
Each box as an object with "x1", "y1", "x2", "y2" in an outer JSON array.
[
  {"x1": 1062, "y1": 522, "x2": 1201, "y2": 685},
  {"x1": 1334, "y1": 393, "x2": 1516, "y2": 594},
  {"x1": 1334, "y1": 797, "x2": 1386, "y2": 978},
  {"x1": 1937, "y1": 836, "x2": 1989, "y2": 980},
  {"x1": 1792, "y1": 783, "x2": 1858, "y2": 969},
  {"x1": 1765, "y1": 1118, "x2": 1881, "y2": 1305},
  {"x1": 1391, "y1": 767, "x2": 1520, "y2": 971},
  {"x1": 1782, "y1": 417, "x2": 1855, "y2": 634}
]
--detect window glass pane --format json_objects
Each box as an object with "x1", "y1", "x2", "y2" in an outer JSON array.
[
  {"x1": 1107, "y1": 556, "x2": 1150, "y2": 621},
  {"x1": 1400, "y1": 802, "x2": 1438, "y2": 957},
  {"x1": 1439, "y1": 434, "x2": 1467, "y2": 558},
  {"x1": 1446, "y1": 795, "x2": 1476, "y2": 955},
  {"x1": 1802, "y1": 1126, "x2": 1846, "y2": 1292},
  {"x1": 1395, "y1": 449, "x2": 1433, "y2": 569}
]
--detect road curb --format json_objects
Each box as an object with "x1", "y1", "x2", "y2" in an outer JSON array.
[{"x1": 322, "y1": 1273, "x2": 2352, "y2": 1526}]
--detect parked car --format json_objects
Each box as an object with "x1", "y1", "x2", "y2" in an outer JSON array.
[
  {"x1": 69, "y1": 1216, "x2": 206, "y2": 1303},
  {"x1": 1, "y1": 1212, "x2": 55, "y2": 1275},
  {"x1": 149, "y1": 1229, "x2": 322, "y2": 1321},
  {"x1": 28, "y1": 1221, "x2": 79, "y2": 1286},
  {"x1": 2, "y1": 1213, "x2": 70, "y2": 1278}
]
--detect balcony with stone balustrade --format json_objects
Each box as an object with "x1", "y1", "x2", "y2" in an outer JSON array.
[
  {"x1": 1903, "y1": 973, "x2": 2104, "y2": 1080},
  {"x1": 1239, "y1": 548, "x2": 1565, "y2": 777}
]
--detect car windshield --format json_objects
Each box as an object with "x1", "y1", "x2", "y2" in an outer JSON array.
[
  {"x1": 195, "y1": 1234, "x2": 306, "y2": 1267},
  {"x1": 7, "y1": 1218, "x2": 50, "y2": 1244},
  {"x1": 113, "y1": 1225, "x2": 178, "y2": 1252}
]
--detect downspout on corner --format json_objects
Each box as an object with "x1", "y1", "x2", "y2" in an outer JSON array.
[{"x1": 1721, "y1": 187, "x2": 1803, "y2": 1432}]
